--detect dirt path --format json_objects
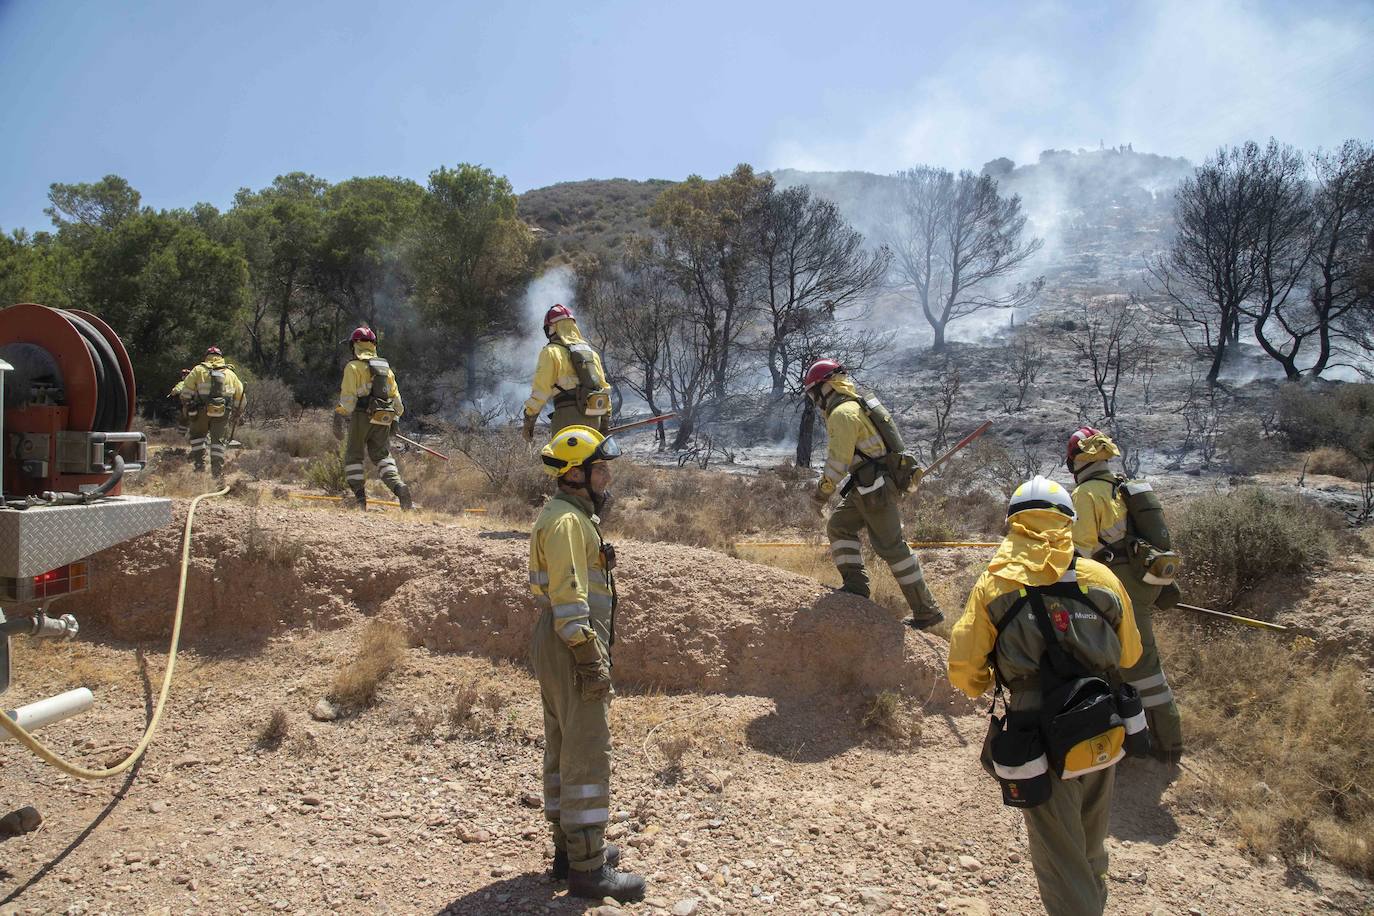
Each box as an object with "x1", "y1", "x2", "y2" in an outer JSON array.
[{"x1": 2, "y1": 500, "x2": 1371, "y2": 914}]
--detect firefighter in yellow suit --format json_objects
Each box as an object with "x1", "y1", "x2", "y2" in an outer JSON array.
[
  {"x1": 948, "y1": 476, "x2": 1142, "y2": 916},
  {"x1": 528, "y1": 425, "x2": 644, "y2": 903},
  {"x1": 332, "y1": 326, "x2": 411, "y2": 510},
  {"x1": 179, "y1": 347, "x2": 245, "y2": 477},
  {"x1": 522, "y1": 304, "x2": 613, "y2": 439},
  {"x1": 803, "y1": 358, "x2": 943, "y2": 629},
  {"x1": 1068, "y1": 427, "x2": 1183, "y2": 762}
]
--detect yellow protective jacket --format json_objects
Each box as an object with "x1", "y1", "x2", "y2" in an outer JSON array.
[
  {"x1": 523, "y1": 319, "x2": 611, "y2": 418},
  {"x1": 529, "y1": 492, "x2": 614, "y2": 649},
  {"x1": 179, "y1": 357, "x2": 245, "y2": 410},
  {"x1": 335, "y1": 343, "x2": 404, "y2": 418},
  {"x1": 1071, "y1": 465, "x2": 1128, "y2": 557},
  {"x1": 817, "y1": 377, "x2": 888, "y2": 498},
  {"x1": 948, "y1": 509, "x2": 1142, "y2": 707}
]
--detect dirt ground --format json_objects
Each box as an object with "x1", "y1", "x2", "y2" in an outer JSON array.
[{"x1": 2, "y1": 498, "x2": 1372, "y2": 915}]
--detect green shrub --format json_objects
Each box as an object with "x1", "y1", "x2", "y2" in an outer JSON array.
[
  {"x1": 1173, "y1": 488, "x2": 1345, "y2": 609},
  {"x1": 305, "y1": 451, "x2": 348, "y2": 494},
  {"x1": 1277, "y1": 382, "x2": 1374, "y2": 450}
]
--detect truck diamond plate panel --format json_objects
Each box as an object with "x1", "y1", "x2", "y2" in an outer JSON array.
[{"x1": 0, "y1": 496, "x2": 173, "y2": 578}]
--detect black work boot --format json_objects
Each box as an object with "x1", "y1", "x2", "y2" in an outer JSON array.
[
  {"x1": 567, "y1": 862, "x2": 645, "y2": 902},
  {"x1": 351, "y1": 486, "x2": 367, "y2": 511},
  {"x1": 552, "y1": 843, "x2": 619, "y2": 880},
  {"x1": 906, "y1": 606, "x2": 945, "y2": 631},
  {"x1": 393, "y1": 484, "x2": 414, "y2": 511}
]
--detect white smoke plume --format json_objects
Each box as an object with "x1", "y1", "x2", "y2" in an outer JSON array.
[{"x1": 485, "y1": 265, "x2": 578, "y2": 417}]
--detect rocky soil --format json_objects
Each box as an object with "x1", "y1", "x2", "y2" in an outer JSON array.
[{"x1": 2, "y1": 500, "x2": 1372, "y2": 915}]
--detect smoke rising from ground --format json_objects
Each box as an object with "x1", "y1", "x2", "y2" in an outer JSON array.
[{"x1": 486, "y1": 265, "x2": 577, "y2": 416}]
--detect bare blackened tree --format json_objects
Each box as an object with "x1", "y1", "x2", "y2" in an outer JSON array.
[
  {"x1": 1305, "y1": 141, "x2": 1374, "y2": 376},
  {"x1": 885, "y1": 167, "x2": 1043, "y2": 352},
  {"x1": 1146, "y1": 142, "x2": 1269, "y2": 383},
  {"x1": 1066, "y1": 298, "x2": 1147, "y2": 417},
  {"x1": 576, "y1": 246, "x2": 679, "y2": 448},
  {"x1": 1001, "y1": 329, "x2": 1045, "y2": 414},
  {"x1": 1240, "y1": 142, "x2": 1316, "y2": 380},
  {"x1": 753, "y1": 186, "x2": 890, "y2": 394}
]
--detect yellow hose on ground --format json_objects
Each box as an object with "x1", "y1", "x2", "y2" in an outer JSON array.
[
  {"x1": 0, "y1": 485, "x2": 228, "y2": 778},
  {"x1": 736, "y1": 541, "x2": 1000, "y2": 549}
]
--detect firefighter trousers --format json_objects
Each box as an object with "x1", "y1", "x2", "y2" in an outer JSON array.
[
  {"x1": 550, "y1": 402, "x2": 609, "y2": 436},
  {"x1": 531, "y1": 607, "x2": 612, "y2": 872},
  {"x1": 826, "y1": 480, "x2": 939, "y2": 614},
  {"x1": 1023, "y1": 765, "x2": 1115, "y2": 916},
  {"x1": 343, "y1": 414, "x2": 405, "y2": 499},
  {"x1": 188, "y1": 412, "x2": 230, "y2": 476},
  {"x1": 1116, "y1": 569, "x2": 1183, "y2": 758}
]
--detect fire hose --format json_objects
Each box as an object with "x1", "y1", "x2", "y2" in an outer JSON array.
[{"x1": 0, "y1": 483, "x2": 229, "y2": 778}]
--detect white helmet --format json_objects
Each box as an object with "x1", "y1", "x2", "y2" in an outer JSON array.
[{"x1": 1007, "y1": 475, "x2": 1076, "y2": 521}]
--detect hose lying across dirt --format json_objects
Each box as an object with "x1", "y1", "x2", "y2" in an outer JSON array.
[{"x1": 0, "y1": 485, "x2": 229, "y2": 778}]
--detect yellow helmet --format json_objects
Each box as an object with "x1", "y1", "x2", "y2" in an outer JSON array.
[{"x1": 540, "y1": 425, "x2": 621, "y2": 477}]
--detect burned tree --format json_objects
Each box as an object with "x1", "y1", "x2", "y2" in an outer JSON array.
[
  {"x1": 885, "y1": 167, "x2": 1043, "y2": 352},
  {"x1": 1305, "y1": 140, "x2": 1374, "y2": 376},
  {"x1": 1146, "y1": 142, "x2": 1269, "y2": 383},
  {"x1": 650, "y1": 165, "x2": 770, "y2": 401},
  {"x1": 1065, "y1": 298, "x2": 1147, "y2": 418},
  {"x1": 1240, "y1": 142, "x2": 1315, "y2": 380},
  {"x1": 753, "y1": 186, "x2": 889, "y2": 395}
]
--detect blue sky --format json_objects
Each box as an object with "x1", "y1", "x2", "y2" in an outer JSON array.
[{"x1": 1, "y1": 0, "x2": 1371, "y2": 232}]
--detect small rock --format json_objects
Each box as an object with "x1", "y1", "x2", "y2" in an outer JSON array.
[
  {"x1": 0, "y1": 806, "x2": 42, "y2": 837},
  {"x1": 300, "y1": 795, "x2": 323, "y2": 807},
  {"x1": 859, "y1": 887, "x2": 887, "y2": 907},
  {"x1": 958, "y1": 855, "x2": 982, "y2": 872},
  {"x1": 589, "y1": 907, "x2": 624, "y2": 916},
  {"x1": 148, "y1": 800, "x2": 168, "y2": 815},
  {"x1": 367, "y1": 826, "x2": 391, "y2": 840},
  {"x1": 457, "y1": 826, "x2": 491, "y2": 843},
  {"x1": 671, "y1": 900, "x2": 700, "y2": 916},
  {"x1": 519, "y1": 793, "x2": 542, "y2": 808},
  {"x1": 311, "y1": 698, "x2": 339, "y2": 722}
]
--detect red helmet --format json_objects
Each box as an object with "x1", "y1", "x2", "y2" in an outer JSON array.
[
  {"x1": 1066, "y1": 426, "x2": 1102, "y2": 463},
  {"x1": 206, "y1": 346, "x2": 222, "y2": 356},
  {"x1": 543, "y1": 304, "x2": 575, "y2": 329},
  {"x1": 350, "y1": 326, "x2": 377, "y2": 344},
  {"x1": 803, "y1": 358, "x2": 844, "y2": 393}
]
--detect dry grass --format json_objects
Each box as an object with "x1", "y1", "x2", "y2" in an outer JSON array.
[
  {"x1": 1161, "y1": 621, "x2": 1374, "y2": 877},
  {"x1": 256, "y1": 708, "x2": 290, "y2": 749},
  {"x1": 861, "y1": 690, "x2": 922, "y2": 746},
  {"x1": 327, "y1": 621, "x2": 407, "y2": 709},
  {"x1": 1307, "y1": 446, "x2": 1364, "y2": 481},
  {"x1": 1173, "y1": 488, "x2": 1351, "y2": 610}
]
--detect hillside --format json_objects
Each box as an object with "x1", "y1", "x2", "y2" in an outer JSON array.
[{"x1": 518, "y1": 178, "x2": 675, "y2": 263}]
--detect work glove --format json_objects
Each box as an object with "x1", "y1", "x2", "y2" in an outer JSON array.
[
  {"x1": 569, "y1": 634, "x2": 612, "y2": 703},
  {"x1": 521, "y1": 412, "x2": 538, "y2": 442},
  {"x1": 907, "y1": 466, "x2": 926, "y2": 493},
  {"x1": 332, "y1": 413, "x2": 346, "y2": 442}
]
